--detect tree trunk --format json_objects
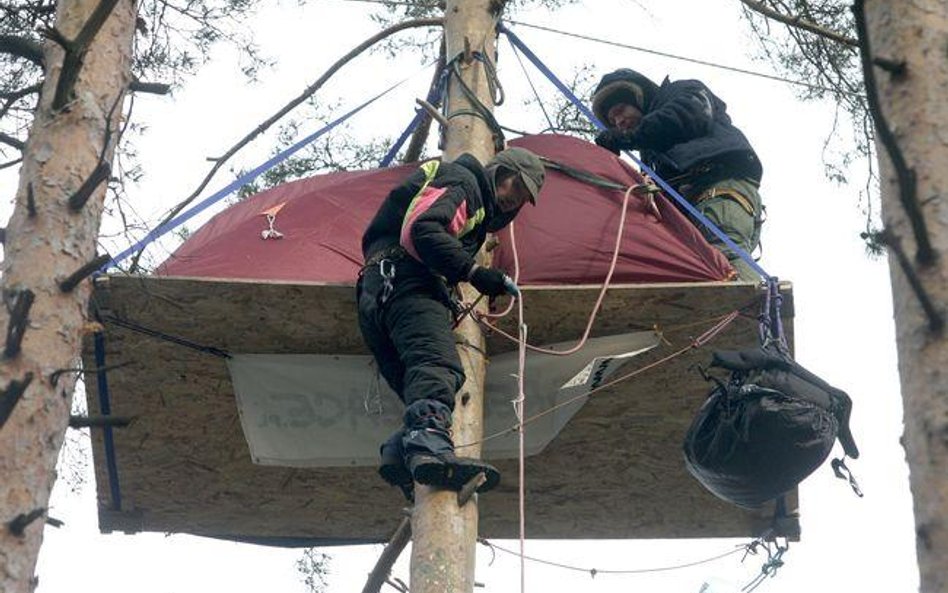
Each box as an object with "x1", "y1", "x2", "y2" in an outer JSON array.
[
  {"x1": 866, "y1": 2, "x2": 948, "y2": 592},
  {"x1": 409, "y1": 2, "x2": 501, "y2": 592},
  {"x1": 0, "y1": 1, "x2": 136, "y2": 591}
]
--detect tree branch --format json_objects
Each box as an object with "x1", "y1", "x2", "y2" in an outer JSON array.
[
  {"x1": 740, "y1": 0, "x2": 904, "y2": 73},
  {"x1": 67, "y1": 161, "x2": 111, "y2": 211},
  {"x1": 739, "y1": 0, "x2": 857, "y2": 46},
  {"x1": 0, "y1": 82, "x2": 42, "y2": 122},
  {"x1": 128, "y1": 16, "x2": 443, "y2": 272},
  {"x1": 0, "y1": 373, "x2": 34, "y2": 430},
  {"x1": 129, "y1": 79, "x2": 170, "y2": 95},
  {"x1": 0, "y1": 158, "x2": 23, "y2": 171},
  {"x1": 68, "y1": 414, "x2": 133, "y2": 428},
  {"x1": 7, "y1": 507, "x2": 44, "y2": 537},
  {"x1": 50, "y1": 0, "x2": 122, "y2": 110},
  {"x1": 4, "y1": 288, "x2": 35, "y2": 359},
  {"x1": 853, "y1": 0, "x2": 934, "y2": 265},
  {"x1": 0, "y1": 132, "x2": 25, "y2": 151},
  {"x1": 58, "y1": 252, "x2": 112, "y2": 292},
  {"x1": 0, "y1": 34, "x2": 44, "y2": 65},
  {"x1": 362, "y1": 516, "x2": 412, "y2": 593}
]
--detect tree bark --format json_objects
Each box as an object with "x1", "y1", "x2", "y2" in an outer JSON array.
[
  {"x1": 409, "y1": 2, "x2": 501, "y2": 593},
  {"x1": 865, "y1": 1, "x2": 948, "y2": 591},
  {"x1": 0, "y1": 1, "x2": 136, "y2": 591}
]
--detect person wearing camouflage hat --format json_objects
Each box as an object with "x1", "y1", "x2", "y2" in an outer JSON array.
[
  {"x1": 358, "y1": 147, "x2": 544, "y2": 499},
  {"x1": 591, "y1": 68, "x2": 765, "y2": 280}
]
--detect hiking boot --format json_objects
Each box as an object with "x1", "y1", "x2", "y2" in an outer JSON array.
[
  {"x1": 402, "y1": 400, "x2": 501, "y2": 493},
  {"x1": 378, "y1": 429, "x2": 414, "y2": 501}
]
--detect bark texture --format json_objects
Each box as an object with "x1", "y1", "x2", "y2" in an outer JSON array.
[
  {"x1": 0, "y1": 1, "x2": 136, "y2": 591},
  {"x1": 410, "y1": 2, "x2": 501, "y2": 593},
  {"x1": 867, "y1": 1, "x2": 948, "y2": 591}
]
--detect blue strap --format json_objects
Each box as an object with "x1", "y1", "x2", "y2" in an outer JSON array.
[
  {"x1": 93, "y1": 332, "x2": 122, "y2": 511},
  {"x1": 378, "y1": 67, "x2": 448, "y2": 167},
  {"x1": 500, "y1": 24, "x2": 770, "y2": 281},
  {"x1": 378, "y1": 111, "x2": 421, "y2": 168},
  {"x1": 106, "y1": 78, "x2": 410, "y2": 270}
]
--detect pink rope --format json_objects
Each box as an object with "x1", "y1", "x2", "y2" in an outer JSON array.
[{"x1": 477, "y1": 184, "x2": 636, "y2": 355}]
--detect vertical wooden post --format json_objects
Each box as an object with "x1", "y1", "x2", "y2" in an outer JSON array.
[{"x1": 409, "y1": 1, "x2": 501, "y2": 592}]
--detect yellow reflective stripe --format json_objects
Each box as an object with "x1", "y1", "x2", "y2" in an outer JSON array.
[
  {"x1": 419, "y1": 159, "x2": 440, "y2": 182},
  {"x1": 403, "y1": 159, "x2": 442, "y2": 221},
  {"x1": 457, "y1": 207, "x2": 485, "y2": 238}
]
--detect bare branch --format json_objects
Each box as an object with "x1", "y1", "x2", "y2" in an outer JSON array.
[
  {"x1": 362, "y1": 516, "x2": 412, "y2": 593},
  {"x1": 0, "y1": 34, "x2": 44, "y2": 65},
  {"x1": 0, "y1": 132, "x2": 24, "y2": 151},
  {"x1": 59, "y1": 252, "x2": 112, "y2": 292},
  {"x1": 129, "y1": 16, "x2": 443, "y2": 271},
  {"x1": 129, "y1": 79, "x2": 170, "y2": 95},
  {"x1": 0, "y1": 373, "x2": 34, "y2": 430},
  {"x1": 853, "y1": 0, "x2": 934, "y2": 265},
  {"x1": 50, "y1": 0, "x2": 122, "y2": 110},
  {"x1": 68, "y1": 414, "x2": 133, "y2": 428},
  {"x1": 67, "y1": 161, "x2": 111, "y2": 211},
  {"x1": 7, "y1": 506, "x2": 44, "y2": 536},
  {"x1": 3, "y1": 288, "x2": 35, "y2": 359},
  {"x1": 739, "y1": 0, "x2": 857, "y2": 46}
]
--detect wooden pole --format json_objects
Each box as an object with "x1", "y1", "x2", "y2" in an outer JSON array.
[{"x1": 409, "y1": 1, "x2": 501, "y2": 592}]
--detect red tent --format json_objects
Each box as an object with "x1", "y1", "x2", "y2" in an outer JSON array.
[{"x1": 157, "y1": 134, "x2": 733, "y2": 283}]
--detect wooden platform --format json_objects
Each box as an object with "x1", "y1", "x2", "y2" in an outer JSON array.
[{"x1": 82, "y1": 275, "x2": 797, "y2": 545}]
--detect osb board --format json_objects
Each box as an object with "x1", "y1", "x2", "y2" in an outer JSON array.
[{"x1": 83, "y1": 275, "x2": 797, "y2": 544}]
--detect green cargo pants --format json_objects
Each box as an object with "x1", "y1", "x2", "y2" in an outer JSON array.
[{"x1": 687, "y1": 177, "x2": 763, "y2": 281}]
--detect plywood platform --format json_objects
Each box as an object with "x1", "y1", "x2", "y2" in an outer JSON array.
[{"x1": 83, "y1": 275, "x2": 796, "y2": 545}]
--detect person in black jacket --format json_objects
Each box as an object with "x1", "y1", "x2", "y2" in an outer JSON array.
[
  {"x1": 591, "y1": 68, "x2": 763, "y2": 280},
  {"x1": 358, "y1": 147, "x2": 545, "y2": 497}
]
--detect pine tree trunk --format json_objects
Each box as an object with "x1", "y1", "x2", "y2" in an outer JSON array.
[
  {"x1": 0, "y1": 1, "x2": 136, "y2": 591},
  {"x1": 409, "y1": 2, "x2": 501, "y2": 592},
  {"x1": 866, "y1": 2, "x2": 948, "y2": 591}
]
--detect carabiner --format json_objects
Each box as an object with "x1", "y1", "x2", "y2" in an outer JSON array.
[{"x1": 379, "y1": 259, "x2": 396, "y2": 305}]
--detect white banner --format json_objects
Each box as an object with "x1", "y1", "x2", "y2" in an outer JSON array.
[{"x1": 228, "y1": 331, "x2": 659, "y2": 467}]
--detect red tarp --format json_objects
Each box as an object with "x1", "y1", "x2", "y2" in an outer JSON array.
[{"x1": 157, "y1": 134, "x2": 733, "y2": 284}]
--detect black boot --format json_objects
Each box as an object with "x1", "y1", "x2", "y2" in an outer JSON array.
[
  {"x1": 402, "y1": 400, "x2": 500, "y2": 493},
  {"x1": 378, "y1": 429, "x2": 414, "y2": 501}
]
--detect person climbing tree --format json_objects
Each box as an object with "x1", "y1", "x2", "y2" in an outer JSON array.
[
  {"x1": 591, "y1": 68, "x2": 764, "y2": 280},
  {"x1": 357, "y1": 147, "x2": 545, "y2": 497}
]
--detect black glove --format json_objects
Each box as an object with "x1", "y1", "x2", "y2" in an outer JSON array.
[
  {"x1": 469, "y1": 266, "x2": 508, "y2": 297},
  {"x1": 594, "y1": 128, "x2": 638, "y2": 154}
]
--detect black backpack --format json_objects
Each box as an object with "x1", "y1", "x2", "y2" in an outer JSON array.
[{"x1": 683, "y1": 346, "x2": 860, "y2": 509}]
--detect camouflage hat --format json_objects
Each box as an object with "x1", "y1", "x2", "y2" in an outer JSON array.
[{"x1": 488, "y1": 147, "x2": 545, "y2": 205}]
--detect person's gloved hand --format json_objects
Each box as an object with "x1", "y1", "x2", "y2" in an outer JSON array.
[
  {"x1": 594, "y1": 129, "x2": 638, "y2": 154},
  {"x1": 469, "y1": 266, "x2": 512, "y2": 297}
]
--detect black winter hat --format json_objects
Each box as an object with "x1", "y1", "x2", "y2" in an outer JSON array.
[{"x1": 591, "y1": 68, "x2": 660, "y2": 124}]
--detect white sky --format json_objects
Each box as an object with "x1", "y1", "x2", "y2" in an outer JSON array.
[{"x1": 0, "y1": 0, "x2": 920, "y2": 591}]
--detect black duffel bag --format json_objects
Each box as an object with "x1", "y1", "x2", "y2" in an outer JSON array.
[{"x1": 683, "y1": 346, "x2": 859, "y2": 508}]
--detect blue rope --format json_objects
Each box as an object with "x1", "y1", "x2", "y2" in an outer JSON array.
[
  {"x1": 378, "y1": 67, "x2": 449, "y2": 167},
  {"x1": 106, "y1": 77, "x2": 413, "y2": 270},
  {"x1": 93, "y1": 332, "x2": 122, "y2": 511},
  {"x1": 500, "y1": 23, "x2": 771, "y2": 281}
]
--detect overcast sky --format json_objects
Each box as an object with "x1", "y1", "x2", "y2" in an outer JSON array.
[{"x1": 0, "y1": 0, "x2": 921, "y2": 591}]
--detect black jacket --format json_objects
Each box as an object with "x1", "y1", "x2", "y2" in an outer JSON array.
[
  {"x1": 362, "y1": 154, "x2": 496, "y2": 285},
  {"x1": 634, "y1": 79, "x2": 762, "y2": 188}
]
